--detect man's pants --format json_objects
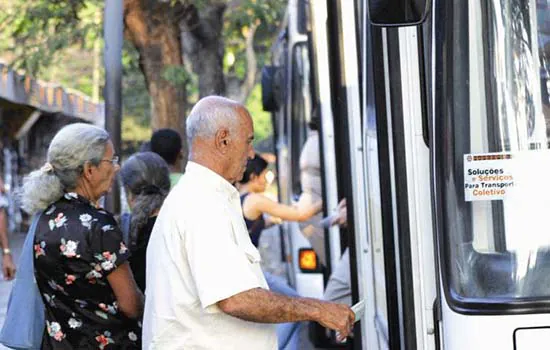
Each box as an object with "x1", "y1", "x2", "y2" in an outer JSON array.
[{"x1": 264, "y1": 271, "x2": 302, "y2": 350}]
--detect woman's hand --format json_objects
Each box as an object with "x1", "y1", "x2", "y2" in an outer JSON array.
[
  {"x1": 266, "y1": 216, "x2": 283, "y2": 226},
  {"x1": 2, "y1": 254, "x2": 16, "y2": 280},
  {"x1": 330, "y1": 199, "x2": 347, "y2": 227}
]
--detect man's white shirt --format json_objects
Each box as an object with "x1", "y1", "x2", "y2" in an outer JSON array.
[{"x1": 142, "y1": 161, "x2": 277, "y2": 350}]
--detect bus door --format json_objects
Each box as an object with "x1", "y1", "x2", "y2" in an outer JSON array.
[{"x1": 356, "y1": 0, "x2": 435, "y2": 349}]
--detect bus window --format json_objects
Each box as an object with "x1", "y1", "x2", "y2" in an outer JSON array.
[
  {"x1": 436, "y1": 0, "x2": 550, "y2": 307},
  {"x1": 290, "y1": 43, "x2": 311, "y2": 196}
]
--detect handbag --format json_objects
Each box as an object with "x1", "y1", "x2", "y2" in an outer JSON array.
[{"x1": 0, "y1": 214, "x2": 45, "y2": 349}]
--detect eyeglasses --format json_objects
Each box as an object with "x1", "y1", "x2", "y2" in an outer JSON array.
[{"x1": 100, "y1": 155, "x2": 119, "y2": 166}]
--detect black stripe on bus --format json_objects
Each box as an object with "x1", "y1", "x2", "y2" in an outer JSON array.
[{"x1": 386, "y1": 26, "x2": 417, "y2": 350}]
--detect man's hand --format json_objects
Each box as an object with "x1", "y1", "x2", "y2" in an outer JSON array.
[
  {"x1": 316, "y1": 302, "x2": 355, "y2": 341},
  {"x1": 2, "y1": 254, "x2": 16, "y2": 280}
]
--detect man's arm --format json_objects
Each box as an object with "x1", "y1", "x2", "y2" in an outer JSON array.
[{"x1": 217, "y1": 287, "x2": 355, "y2": 340}]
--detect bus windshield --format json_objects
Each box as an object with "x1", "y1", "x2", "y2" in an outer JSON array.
[{"x1": 437, "y1": 0, "x2": 550, "y2": 307}]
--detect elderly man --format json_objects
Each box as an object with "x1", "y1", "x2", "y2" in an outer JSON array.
[{"x1": 142, "y1": 96, "x2": 354, "y2": 350}]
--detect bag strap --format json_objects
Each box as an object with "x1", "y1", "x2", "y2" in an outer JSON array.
[
  {"x1": 28, "y1": 213, "x2": 42, "y2": 239},
  {"x1": 120, "y1": 213, "x2": 131, "y2": 246}
]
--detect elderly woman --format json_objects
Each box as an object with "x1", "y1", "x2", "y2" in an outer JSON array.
[
  {"x1": 119, "y1": 152, "x2": 170, "y2": 292},
  {"x1": 21, "y1": 123, "x2": 143, "y2": 349}
]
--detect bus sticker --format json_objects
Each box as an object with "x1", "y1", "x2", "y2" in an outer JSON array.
[{"x1": 464, "y1": 153, "x2": 515, "y2": 201}]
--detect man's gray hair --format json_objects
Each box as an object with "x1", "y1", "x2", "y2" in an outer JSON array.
[
  {"x1": 20, "y1": 123, "x2": 110, "y2": 214},
  {"x1": 186, "y1": 96, "x2": 242, "y2": 146}
]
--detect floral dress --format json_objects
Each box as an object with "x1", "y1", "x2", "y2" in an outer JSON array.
[{"x1": 34, "y1": 193, "x2": 141, "y2": 349}]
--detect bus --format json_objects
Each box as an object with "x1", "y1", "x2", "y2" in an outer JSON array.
[{"x1": 262, "y1": 0, "x2": 550, "y2": 349}]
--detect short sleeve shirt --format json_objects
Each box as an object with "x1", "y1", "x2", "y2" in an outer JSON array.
[
  {"x1": 34, "y1": 192, "x2": 141, "y2": 349},
  {"x1": 142, "y1": 162, "x2": 277, "y2": 350}
]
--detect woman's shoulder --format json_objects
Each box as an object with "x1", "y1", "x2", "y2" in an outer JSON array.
[
  {"x1": 244, "y1": 192, "x2": 276, "y2": 211},
  {"x1": 39, "y1": 199, "x2": 118, "y2": 234},
  {"x1": 243, "y1": 192, "x2": 262, "y2": 204}
]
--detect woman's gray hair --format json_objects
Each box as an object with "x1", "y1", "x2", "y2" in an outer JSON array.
[
  {"x1": 120, "y1": 152, "x2": 170, "y2": 247},
  {"x1": 20, "y1": 123, "x2": 110, "y2": 214},
  {"x1": 186, "y1": 96, "x2": 241, "y2": 146}
]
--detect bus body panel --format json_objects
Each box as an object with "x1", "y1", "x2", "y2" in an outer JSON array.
[{"x1": 441, "y1": 299, "x2": 550, "y2": 350}]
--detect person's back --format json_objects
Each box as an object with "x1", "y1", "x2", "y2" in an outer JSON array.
[
  {"x1": 299, "y1": 131, "x2": 321, "y2": 198},
  {"x1": 35, "y1": 194, "x2": 141, "y2": 348},
  {"x1": 240, "y1": 192, "x2": 266, "y2": 247},
  {"x1": 143, "y1": 96, "x2": 354, "y2": 350},
  {"x1": 120, "y1": 152, "x2": 170, "y2": 293},
  {"x1": 19, "y1": 123, "x2": 143, "y2": 348},
  {"x1": 143, "y1": 162, "x2": 276, "y2": 349},
  {"x1": 296, "y1": 131, "x2": 326, "y2": 264}
]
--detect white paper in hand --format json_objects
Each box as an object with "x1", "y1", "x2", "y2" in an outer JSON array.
[{"x1": 351, "y1": 299, "x2": 365, "y2": 323}]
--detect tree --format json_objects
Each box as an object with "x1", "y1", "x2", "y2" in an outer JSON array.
[
  {"x1": 123, "y1": 0, "x2": 188, "y2": 153},
  {"x1": 0, "y1": 0, "x2": 285, "y2": 160},
  {"x1": 181, "y1": 1, "x2": 227, "y2": 98},
  {"x1": 223, "y1": 0, "x2": 285, "y2": 102}
]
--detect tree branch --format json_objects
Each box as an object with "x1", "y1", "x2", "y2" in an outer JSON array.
[{"x1": 237, "y1": 20, "x2": 259, "y2": 103}]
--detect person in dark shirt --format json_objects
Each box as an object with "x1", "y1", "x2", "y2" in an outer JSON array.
[
  {"x1": 239, "y1": 154, "x2": 322, "y2": 244},
  {"x1": 20, "y1": 123, "x2": 143, "y2": 349},
  {"x1": 150, "y1": 128, "x2": 184, "y2": 188},
  {"x1": 119, "y1": 152, "x2": 170, "y2": 292}
]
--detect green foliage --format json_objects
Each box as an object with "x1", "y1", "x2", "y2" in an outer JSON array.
[
  {"x1": 162, "y1": 65, "x2": 189, "y2": 86},
  {"x1": 121, "y1": 42, "x2": 151, "y2": 127},
  {"x1": 246, "y1": 84, "x2": 272, "y2": 145},
  {"x1": 224, "y1": 0, "x2": 286, "y2": 79},
  {"x1": 122, "y1": 116, "x2": 152, "y2": 141},
  {"x1": 0, "y1": 0, "x2": 285, "y2": 144},
  {"x1": 0, "y1": 0, "x2": 102, "y2": 76}
]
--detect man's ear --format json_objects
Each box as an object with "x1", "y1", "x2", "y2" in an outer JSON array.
[{"x1": 215, "y1": 128, "x2": 231, "y2": 154}]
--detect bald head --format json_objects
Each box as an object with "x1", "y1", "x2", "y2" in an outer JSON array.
[
  {"x1": 186, "y1": 96, "x2": 255, "y2": 183},
  {"x1": 186, "y1": 96, "x2": 243, "y2": 145}
]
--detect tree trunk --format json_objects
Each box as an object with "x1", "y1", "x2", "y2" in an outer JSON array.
[
  {"x1": 236, "y1": 22, "x2": 259, "y2": 103},
  {"x1": 225, "y1": 21, "x2": 259, "y2": 104},
  {"x1": 181, "y1": 2, "x2": 226, "y2": 98},
  {"x1": 124, "y1": 0, "x2": 189, "y2": 164},
  {"x1": 92, "y1": 9, "x2": 101, "y2": 103}
]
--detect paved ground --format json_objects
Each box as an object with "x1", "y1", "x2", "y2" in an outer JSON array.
[{"x1": 0, "y1": 232, "x2": 25, "y2": 350}]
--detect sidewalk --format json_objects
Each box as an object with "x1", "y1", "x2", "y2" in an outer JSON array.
[{"x1": 0, "y1": 232, "x2": 25, "y2": 350}]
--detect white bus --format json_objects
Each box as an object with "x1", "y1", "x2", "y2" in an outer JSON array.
[{"x1": 263, "y1": 0, "x2": 550, "y2": 349}]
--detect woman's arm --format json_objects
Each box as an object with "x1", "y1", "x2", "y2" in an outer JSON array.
[
  {"x1": 107, "y1": 262, "x2": 144, "y2": 319},
  {"x1": 264, "y1": 215, "x2": 283, "y2": 228},
  {"x1": 246, "y1": 194, "x2": 322, "y2": 222}
]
